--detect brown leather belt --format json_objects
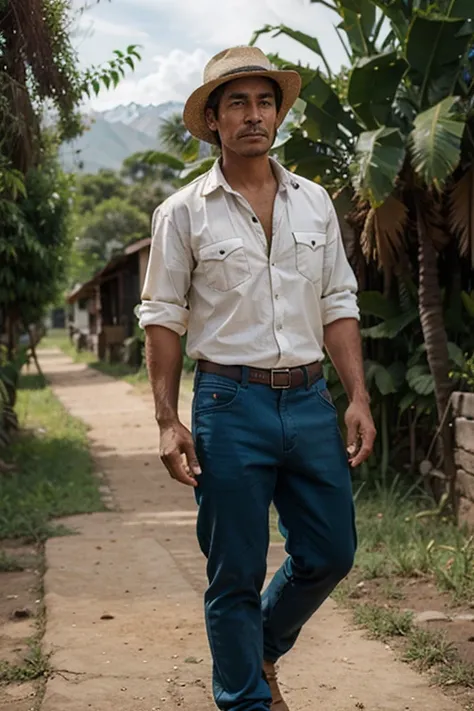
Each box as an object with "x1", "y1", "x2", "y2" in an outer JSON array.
[{"x1": 197, "y1": 360, "x2": 323, "y2": 390}]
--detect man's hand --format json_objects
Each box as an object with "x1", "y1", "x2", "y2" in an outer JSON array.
[
  {"x1": 159, "y1": 420, "x2": 202, "y2": 487},
  {"x1": 344, "y1": 398, "x2": 376, "y2": 468}
]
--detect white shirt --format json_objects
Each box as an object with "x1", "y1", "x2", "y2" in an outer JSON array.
[{"x1": 139, "y1": 158, "x2": 359, "y2": 369}]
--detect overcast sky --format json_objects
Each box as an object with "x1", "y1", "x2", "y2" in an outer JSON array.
[{"x1": 73, "y1": 0, "x2": 347, "y2": 110}]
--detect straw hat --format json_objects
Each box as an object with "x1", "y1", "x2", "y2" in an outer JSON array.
[{"x1": 183, "y1": 46, "x2": 302, "y2": 145}]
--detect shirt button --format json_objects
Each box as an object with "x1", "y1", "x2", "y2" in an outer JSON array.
[
  {"x1": 275, "y1": 294, "x2": 279, "y2": 300},
  {"x1": 278, "y1": 325, "x2": 283, "y2": 331},
  {"x1": 252, "y1": 216, "x2": 258, "y2": 223}
]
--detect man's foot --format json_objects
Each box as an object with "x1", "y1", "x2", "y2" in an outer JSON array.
[{"x1": 263, "y1": 660, "x2": 289, "y2": 711}]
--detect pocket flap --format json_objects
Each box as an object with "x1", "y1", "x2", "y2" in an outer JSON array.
[
  {"x1": 293, "y1": 231, "x2": 326, "y2": 250},
  {"x1": 199, "y1": 238, "x2": 244, "y2": 262}
]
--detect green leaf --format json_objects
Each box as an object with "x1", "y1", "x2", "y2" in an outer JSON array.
[
  {"x1": 114, "y1": 50, "x2": 125, "y2": 58},
  {"x1": 398, "y1": 391, "x2": 417, "y2": 414},
  {"x1": 409, "y1": 97, "x2": 465, "y2": 189},
  {"x1": 388, "y1": 361, "x2": 407, "y2": 390},
  {"x1": 358, "y1": 291, "x2": 400, "y2": 320},
  {"x1": 370, "y1": 0, "x2": 409, "y2": 43},
  {"x1": 406, "y1": 15, "x2": 471, "y2": 108},
  {"x1": 125, "y1": 57, "x2": 135, "y2": 70},
  {"x1": 374, "y1": 364, "x2": 398, "y2": 395},
  {"x1": 447, "y1": 342, "x2": 465, "y2": 368},
  {"x1": 461, "y1": 291, "x2": 474, "y2": 318},
  {"x1": 451, "y1": 0, "x2": 474, "y2": 18},
  {"x1": 406, "y1": 365, "x2": 435, "y2": 395},
  {"x1": 283, "y1": 132, "x2": 342, "y2": 180},
  {"x1": 348, "y1": 51, "x2": 408, "y2": 129},
  {"x1": 250, "y1": 24, "x2": 332, "y2": 75},
  {"x1": 139, "y1": 151, "x2": 185, "y2": 171},
  {"x1": 92, "y1": 79, "x2": 101, "y2": 96},
  {"x1": 337, "y1": 0, "x2": 376, "y2": 58},
  {"x1": 111, "y1": 70, "x2": 120, "y2": 87},
  {"x1": 101, "y1": 74, "x2": 111, "y2": 90},
  {"x1": 302, "y1": 72, "x2": 360, "y2": 137},
  {"x1": 351, "y1": 127, "x2": 406, "y2": 207},
  {"x1": 180, "y1": 157, "x2": 216, "y2": 184},
  {"x1": 361, "y1": 308, "x2": 418, "y2": 339}
]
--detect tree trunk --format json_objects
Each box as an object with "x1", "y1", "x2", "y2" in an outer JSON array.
[{"x1": 416, "y1": 200, "x2": 457, "y2": 517}]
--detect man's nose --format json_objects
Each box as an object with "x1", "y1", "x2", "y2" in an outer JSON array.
[{"x1": 245, "y1": 102, "x2": 262, "y2": 124}]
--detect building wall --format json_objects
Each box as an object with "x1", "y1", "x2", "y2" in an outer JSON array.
[
  {"x1": 139, "y1": 246, "x2": 150, "y2": 293},
  {"x1": 453, "y1": 393, "x2": 474, "y2": 525},
  {"x1": 72, "y1": 302, "x2": 89, "y2": 331}
]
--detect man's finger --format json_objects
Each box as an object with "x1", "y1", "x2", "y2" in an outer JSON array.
[
  {"x1": 345, "y1": 417, "x2": 359, "y2": 458},
  {"x1": 350, "y1": 426, "x2": 376, "y2": 467},
  {"x1": 162, "y1": 450, "x2": 198, "y2": 487},
  {"x1": 182, "y1": 440, "x2": 202, "y2": 477}
]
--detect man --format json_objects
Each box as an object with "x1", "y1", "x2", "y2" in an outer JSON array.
[{"x1": 139, "y1": 46, "x2": 376, "y2": 711}]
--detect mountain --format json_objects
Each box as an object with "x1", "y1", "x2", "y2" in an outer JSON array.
[{"x1": 60, "y1": 102, "x2": 184, "y2": 175}]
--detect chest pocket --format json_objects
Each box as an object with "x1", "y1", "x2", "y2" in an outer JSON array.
[
  {"x1": 293, "y1": 231, "x2": 326, "y2": 284},
  {"x1": 199, "y1": 237, "x2": 251, "y2": 292}
]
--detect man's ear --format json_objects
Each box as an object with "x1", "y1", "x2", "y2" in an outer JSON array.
[{"x1": 205, "y1": 108, "x2": 217, "y2": 132}]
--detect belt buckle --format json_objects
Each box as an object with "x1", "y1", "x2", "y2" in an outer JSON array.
[{"x1": 271, "y1": 368, "x2": 291, "y2": 389}]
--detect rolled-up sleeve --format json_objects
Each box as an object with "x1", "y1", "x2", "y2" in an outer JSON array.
[
  {"x1": 320, "y1": 191, "x2": 360, "y2": 326},
  {"x1": 138, "y1": 207, "x2": 193, "y2": 335}
]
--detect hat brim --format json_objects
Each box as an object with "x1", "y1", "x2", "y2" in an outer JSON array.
[{"x1": 183, "y1": 69, "x2": 302, "y2": 145}]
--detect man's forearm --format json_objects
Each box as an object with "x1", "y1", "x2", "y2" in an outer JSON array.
[
  {"x1": 145, "y1": 325, "x2": 183, "y2": 425},
  {"x1": 323, "y1": 318, "x2": 368, "y2": 403}
]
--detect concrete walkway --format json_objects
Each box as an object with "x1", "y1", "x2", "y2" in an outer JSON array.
[{"x1": 39, "y1": 348, "x2": 462, "y2": 711}]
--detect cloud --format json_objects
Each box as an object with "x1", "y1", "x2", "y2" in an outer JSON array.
[
  {"x1": 77, "y1": 16, "x2": 150, "y2": 40},
  {"x1": 89, "y1": 48, "x2": 210, "y2": 110},
  {"x1": 79, "y1": 0, "x2": 346, "y2": 110}
]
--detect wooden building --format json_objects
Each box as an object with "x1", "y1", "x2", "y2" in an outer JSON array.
[{"x1": 66, "y1": 238, "x2": 151, "y2": 361}]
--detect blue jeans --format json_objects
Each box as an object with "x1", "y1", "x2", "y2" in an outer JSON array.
[{"x1": 192, "y1": 368, "x2": 357, "y2": 711}]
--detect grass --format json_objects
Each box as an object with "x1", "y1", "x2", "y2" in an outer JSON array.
[
  {"x1": 330, "y1": 476, "x2": 474, "y2": 694},
  {"x1": 40, "y1": 329, "x2": 196, "y2": 396},
  {"x1": 0, "y1": 642, "x2": 51, "y2": 684},
  {"x1": 352, "y1": 602, "x2": 474, "y2": 688},
  {"x1": 0, "y1": 551, "x2": 25, "y2": 572},
  {"x1": 0, "y1": 373, "x2": 103, "y2": 540},
  {"x1": 349, "y1": 481, "x2": 474, "y2": 603},
  {"x1": 353, "y1": 603, "x2": 413, "y2": 639},
  {"x1": 39, "y1": 329, "x2": 149, "y2": 384}
]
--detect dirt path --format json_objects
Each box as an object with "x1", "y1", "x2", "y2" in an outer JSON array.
[{"x1": 38, "y1": 348, "x2": 463, "y2": 711}]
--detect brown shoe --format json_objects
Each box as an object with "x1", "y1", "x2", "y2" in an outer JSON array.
[{"x1": 263, "y1": 661, "x2": 289, "y2": 711}]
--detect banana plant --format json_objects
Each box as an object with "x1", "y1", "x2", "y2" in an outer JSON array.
[{"x1": 252, "y1": 0, "x2": 474, "y2": 513}]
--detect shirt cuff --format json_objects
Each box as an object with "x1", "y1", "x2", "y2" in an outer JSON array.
[
  {"x1": 138, "y1": 301, "x2": 189, "y2": 336},
  {"x1": 321, "y1": 292, "x2": 360, "y2": 326}
]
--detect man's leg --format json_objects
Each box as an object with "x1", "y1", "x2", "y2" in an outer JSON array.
[
  {"x1": 193, "y1": 371, "x2": 281, "y2": 710},
  {"x1": 262, "y1": 376, "x2": 357, "y2": 662}
]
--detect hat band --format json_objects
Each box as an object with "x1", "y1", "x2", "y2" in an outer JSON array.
[{"x1": 220, "y1": 64, "x2": 270, "y2": 79}]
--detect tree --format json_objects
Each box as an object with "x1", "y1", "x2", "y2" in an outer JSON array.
[
  {"x1": 252, "y1": 0, "x2": 474, "y2": 511},
  {"x1": 75, "y1": 197, "x2": 149, "y2": 265},
  {"x1": 75, "y1": 170, "x2": 127, "y2": 214},
  {"x1": 0, "y1": 0, "x2": 141, "y2": 366},
  {"x1": 158, "y1": 112, "x2": 201, "y2": 162}
]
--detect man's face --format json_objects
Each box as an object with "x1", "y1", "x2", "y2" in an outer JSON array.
[{"x1": 205, "y1": 76, "x2": 278, "y2": 157}]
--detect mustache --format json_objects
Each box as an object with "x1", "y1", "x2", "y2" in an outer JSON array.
[{"x1": 238, "y1": 128, "x2": 269, "y2": 138}]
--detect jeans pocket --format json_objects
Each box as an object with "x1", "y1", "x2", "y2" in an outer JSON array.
[{"x1": 193, "y1": 375, "x2": 241, "y2": 415}]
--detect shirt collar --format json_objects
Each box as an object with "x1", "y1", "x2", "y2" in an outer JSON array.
[{"x1": 201, "y1": 156, "x2": 292, "y2": 197}]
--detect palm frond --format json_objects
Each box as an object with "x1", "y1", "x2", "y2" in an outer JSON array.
[
  {"x1": 374, "y1": 195, "x2": 408, "y2": 268},
  {"x1": 361, "y1": 206, "x2": 376, "y2": 262},
  {"x1": 448, "y1": 168, "x2": 474, "y2": 260}
]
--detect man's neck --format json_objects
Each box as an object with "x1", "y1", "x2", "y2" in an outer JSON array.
[{"x1": 220, "y1": 151, "x2": 275, "y2": 193}]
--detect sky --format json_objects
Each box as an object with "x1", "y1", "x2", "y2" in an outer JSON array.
[{"x1": 73, "y1": 0, "x2": 347, "y2": 110}]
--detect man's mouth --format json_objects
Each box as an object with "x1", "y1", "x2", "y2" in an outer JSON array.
[{"x1": 240, "y1": 131, "x2": 267, "y2": 139}]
